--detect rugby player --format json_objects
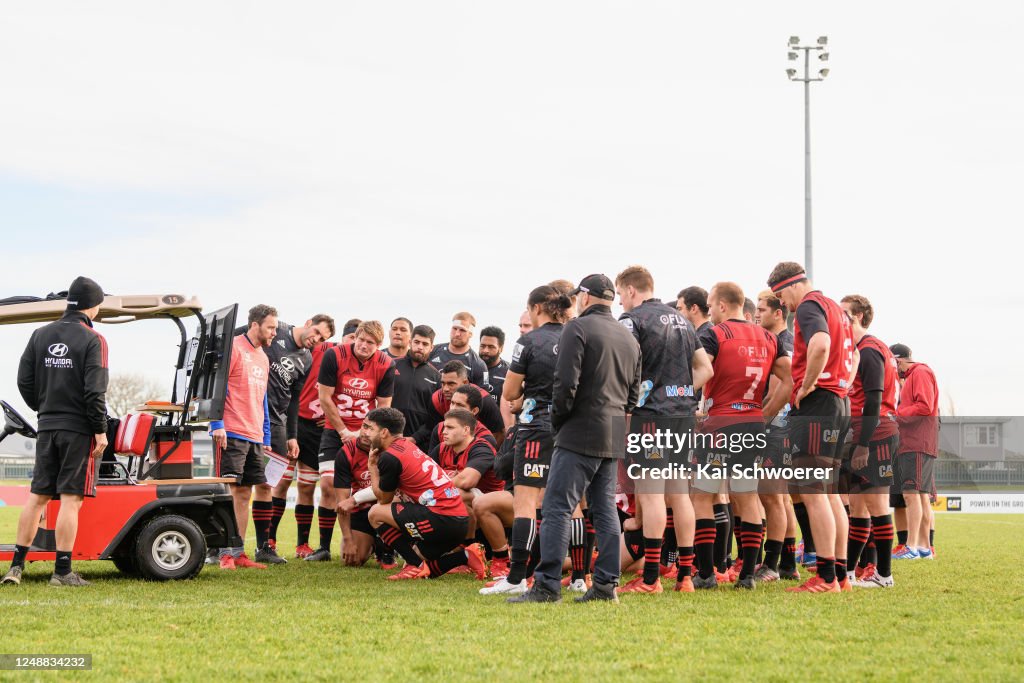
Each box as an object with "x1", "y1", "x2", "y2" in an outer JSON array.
[
  {"x1": 755, "y1": 290, "x2": 801, "y2": 581},
  {"x1": 333, "y1": 429, "x2": 378, "y2": 566},
  {"x1": 768, "y1": 262, "x2": 856, "y2": 594},
  {"x1": 615, "y1": 266, "x2": 713, "y2": 595},
  {"x1": 427, "y1": 384, "x2": 500, "y2": 454},
  {"x1": 841, "y1": 295, "x2": 898, "y2": 588},
  {"x1": 392, "y1": 325, "x2": 441, "y2": 449},
  {"x1": 210, "y1": 305, "x2": 278, "y2": 570},
  {"x1": 889, "y1": 344, "x2": 939, "y2": 560},
  {"x1": 481, "y1": 285, "x2": 572, "y2": 595},
  {"x1": 257, "y1": 314, "x2": 336, "y2": 564},
  {"x1": 692, "y1": 283, "x2": 790, "y2": 590},
  {"x1": 479, "y1": 325, "x2": 509, "y2": 404},
  {"x1": 363, "y1": 408, "x2": 486, "y2": 580},
  {"x1": 423, "y1": 361, "x2": 505, "y2": 445},
  {"x1": 307, "y1": 320, "x2": 396, "y2": 562},
  {"x1": 677, "y1": 286, "x2": 712, "y2": 336},
  {"x1": 384, "y1": 317, "x2": 413, "y2": 359},
  {"x1": 429, "y1": 312, "x2": 488, "y2": 385},
  {"x1": 518, "y1": 311, "x2": 533, "y2": 336}
]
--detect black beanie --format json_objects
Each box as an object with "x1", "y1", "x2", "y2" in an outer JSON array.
[{"x1": 67, "y1": 276, "x2": 104, "y2": 311}]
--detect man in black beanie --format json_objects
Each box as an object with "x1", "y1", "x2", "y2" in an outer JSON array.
[{"x1": 2, "y1": 276, "x2": 109, "y2": 587}]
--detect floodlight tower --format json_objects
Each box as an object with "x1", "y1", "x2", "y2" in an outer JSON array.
[{"x1": 786, "y1": 35, "x2": 829, "y2": 281}]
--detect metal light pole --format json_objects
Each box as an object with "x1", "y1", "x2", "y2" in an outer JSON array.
[{"x1": 786, "y1": 35, "x2": 829, "y2": 281}]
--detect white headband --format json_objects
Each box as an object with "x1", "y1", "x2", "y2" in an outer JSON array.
[{"x1": 451, "y1": 319, "x2": 475, "y2": 331}]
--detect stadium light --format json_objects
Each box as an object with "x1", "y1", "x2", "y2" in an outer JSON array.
[{"x1": 785, "y1": 34, "x2": 831, "y2": 281}]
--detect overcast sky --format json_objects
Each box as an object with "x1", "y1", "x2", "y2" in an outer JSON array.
[{"x1": 1, "y1": 1, "x2": 1021, "y2": 419}]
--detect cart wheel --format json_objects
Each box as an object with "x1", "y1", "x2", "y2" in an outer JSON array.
[
  {"x1": 134, "y1": 514, "x2": 206, "y2": 581},
  {"x1": 112, "y1": 554, "x2": 140, "y2": 576}
]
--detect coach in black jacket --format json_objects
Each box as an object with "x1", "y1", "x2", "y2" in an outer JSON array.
[
  {"x1": 509, "y1": 274, "x2": 641, "y2": 604},
  {"x1": 3, "y1": 276, "x2": 109, "y2": 588}
]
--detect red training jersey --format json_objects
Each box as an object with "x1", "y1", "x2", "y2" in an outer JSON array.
[
  {"x1": 319, "y1": 344, "x2": 396, "y2": 431},
  {"x1": 338, "y1": 438, "x2": 373, "y2": 512},
  {"x1": 702, "y1": 320, "x2": 779, "y2": 417},
  {"x1": 791, "y1": 291, "x2": 854, "y2": 403},
  {"x1": 378, "y1": 438, "x2": 466, "y2": 516},
  {"x1": 436, "y1": 423, "x2": 505, "y2": 493},
  {"x1": 430, "y1": 384, "x2": 489, "y2": 416},
  {"x1": 298, "y1": 341, "x2": 336, "y2": 422},
  {"x1": 849, "y1": 335, "x2": 900, "y2": 441}
]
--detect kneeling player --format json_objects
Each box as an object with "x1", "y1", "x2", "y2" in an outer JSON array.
[
  {"x1": 362, "y1": 408, "x2": 486, "y2": 580},
  {"x1": 334, "y1": 430, "x2": 378, "y2": 566}
]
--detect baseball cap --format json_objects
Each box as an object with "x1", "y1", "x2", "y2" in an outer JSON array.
[
  {"x1": 889, "y1": 343, "x2": 912, "y2": 360},
  {"x1": 570, "y1": 274, "x2": 616, "y2": 300}
]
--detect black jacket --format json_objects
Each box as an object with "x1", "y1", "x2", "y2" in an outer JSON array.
[
  {"x1": 18, "y1": 311, "x2": 109, "y2": 435},
  {"x1": 391, "y1": 356, "x2": 441, "y2": 446},
  {"x1": 551, "y1": 304, "x2": 641, "y2": 458}
]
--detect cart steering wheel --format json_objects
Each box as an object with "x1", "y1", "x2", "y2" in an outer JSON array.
[{"x1": 1, "y1": 400, "x2": 38, "y2": 439}]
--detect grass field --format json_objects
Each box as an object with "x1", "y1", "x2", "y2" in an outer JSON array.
[{"x1": 1, "y1": 505, "x2": 1022, "y2": 682}]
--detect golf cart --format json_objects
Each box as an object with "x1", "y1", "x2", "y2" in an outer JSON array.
[{"x1": 0, "y1": 293, "x2": 243, "y2": 580}]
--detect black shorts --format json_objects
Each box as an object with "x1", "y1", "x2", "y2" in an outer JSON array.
[
  {"x1": 216, "y1": 438, "x2": 266, "y2": 486},
  {"x1": 896, "y1": 451, "x2": 936, "y2": 493},
  {"x1": 625, "y1": 414, "x2": 694, "y2": 494},
  {"x1": 349, "y1": 507, "x2": 374, "y2": 536},
  {"x1": 297, "y1": 417, "x2": 323, "y2": 471},
  {"x1": 788, "y1": 389, "x2": 846, "y2": 492},
  {"x1": 513, "y1": 427, "x2": 554, "y2": 488},
  {"x1": 845, "y1": 433, "x2": 899, "y2": 493},
  {"x1": 692, "y1": 417, "x2": 765, "y2": 494},
  {"x1": 391, "y1": 502, "x2": 468, "y2": 560},
  {"x1": 761, "y1": 425, "x2": 791, "y2": 468},
  {"x1": 31, "y1": 431, "x2": 99, "y2": 498}
]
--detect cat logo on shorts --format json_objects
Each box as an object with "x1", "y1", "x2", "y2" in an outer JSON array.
[
  {"x1": 878, "y1": 464, "x2": 893, "y2": 479},
  {"x1": 404, "y1": 522, "x2": 423, "y2": 540},
  {"x1": 524, "y1": 464, "x2": 549, "y2": 478},
  {"x1": 823, "y1": 429, "x2": 840, "y2": 444}
]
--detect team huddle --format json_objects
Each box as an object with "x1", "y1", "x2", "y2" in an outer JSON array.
[{"x1": 210, "y1": 261, "x2": 941, "y2": 597}]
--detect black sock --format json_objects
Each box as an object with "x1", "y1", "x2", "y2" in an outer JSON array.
[
  {"x1": 317, "y1": 506, "x2": 337, "y2": 550},
  {"x1": 508, "y1": 517, "x2": 535, "y2": 584},
  {"x1": 780, "y1": 536, "x2": 797, "y2": 572},
  {"x1": 525, "y1": 515, "x2": 542, "y2": 578},
  {"x1": 816, "y1": 556, "x2": 836, "y2": 583},
  {"x1": 835, "y1": 559, "x2": 847, "y2": 582},
  {"x1": 860, "y1": 531, "x2": 877, "y2": 568},
  {"x1": 871, "y1": 514, "x2": 894, "y2": 578},
  {"x1": 374, "y1": 537, "x2": 394, "y2": 563},
  {"x1": 583, "y1": 517, "x2": 596, "y2": 575},
  {"x1": 713, "y1": 504, "x2": 729, "y2": 572},
  {"x1": 676, "y1": 546, "x2": 694, "y2": 579},
  {"x1": 929, "y1": 528, "x2": 934, "y2": 547},
  {"x1": 252, "y1": 500, "x2": 273, "y2": 548},
  {"x1": 695, "y1": 518, "x2": 717, "y2": 579},
  {"x1": 55, "y1": 550, "x2": 72, "y2": 576},
  {"x1": 570, "y1": 517, "x2": 586, "y2": 581},
  {"x1": 492, "y1": 546, "x2": 509, "y2": 561},
  {"x1": 756, "y1": 519, "x2": 766, "y2": 566},
  {"x1": 794, "y1": 502, "x2": 815, "y2": 554},
  {"x1": 426, "y1": 550, "x2": 468, "y2": 578},
  {"x1": 295, "y1": 504, "x2": 315, "y2": 546},
  {"x1": 12, "y1": 544, "x2": 29, "y2": 569},
  {"x1": 763, "y1": 539, "x2": 783, "y2": 572},
  {"x1": 739, "y1": 522, "x2": 762, "y2": 579},
  {"x1": 847, "y1": 517, "x2": 871, "y2": 570},
  {"x1": 642, "y1": 536, "x2": 663, "y2": 584},
  {"x1": 661, "y1": 512, "x2": 676, "y2": 566},
  {"x1": 268, "y1": 496, "x2": 287, "y2": 542},
  {"x1": 897, "y1": 529, "x2": 908, "y2": 547},
  {"x1": 376, "y1": 525, "x2": 421, "y2": 566}
]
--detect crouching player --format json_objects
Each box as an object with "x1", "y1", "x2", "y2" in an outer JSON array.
[
  {"x1": 334, "y1": 430, "x2": 378, "y2": 566},
  {"x1": 362, "y1": 408, "x2": 487, "y2": 580}
]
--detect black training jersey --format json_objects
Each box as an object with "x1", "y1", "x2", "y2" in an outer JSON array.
[
  {"x1": 777, "y1": 328, "x2": 794, "y2": 357},
  {"x1": 483, "y1": 359, "x2": 509, "y2": 404},
  {"x1": 619, "y1": 299, "x2": 699, "y2": 416},
  {"x1": 428, "y1": 343, "x2": 488, "y2": 386},
  {"x1": 509, "y1": 322, "x2": 562, "y2": 429},
  {"x1": 236, "y1": 323, "x2": 311, "y2": 437}
]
